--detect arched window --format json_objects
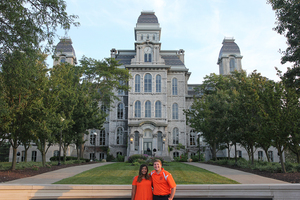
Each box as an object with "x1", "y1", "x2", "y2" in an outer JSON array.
[
  {"x1": 135, "y1": 74, "x2": 140, "y2": 92},
  {"x1": 173, "y1": 152, "x2": 179, "y2": 158},
  {"x1": 173, "y1": 128, "x2": 179, "y2": 144},
  {"x1": 155, "y1": 101, "x2": 161, "y2": 118},
  {"x1": 60, "y1": 57, "x2": 66, "y2": 63},
  {"x1": 117, "y1": 103, "x2": 124, "y2": 119},
  {"x1": 135, "y1": 101, "x2": 141, "y2": 118},
  {"x1": 172, "y1": 78, "x2": 178, "y2": 95},
  {"x1": 156, "y1": 74, "x2": 161, "y2": 92},
  {"x1": 90, "y1": 132, "x2": 96, "y2": 145},
  {"x1": 99, "y1": 130, "x2": 106, "y2": 145},
  {"x1": 117, "y1": 127, "x2": 123, "y2": 144},
  {"x1": 190, "y1": 130, "x2": 196, "y2": 146},
  {"x1": 101, "y1": 105, "x2": 108, "y2": 121},
  {"x1": 118, "y1": 80, "x2": 124, "y2": 95},
  {"x1": 144, "y1": 73, "x2": 152, "y2": 93},
  {"x1": 230, "y1": 58, "x2": 236, "y2": 72},
  {"x1": 172, "y1": 103, "x2": 178, "y2": 119},
  {"x1": 145, "y1": 101, "x2": 151, "y2": 118},
  {"x1": 134, "y1": 131, "x2": 139, "y2": 151}
]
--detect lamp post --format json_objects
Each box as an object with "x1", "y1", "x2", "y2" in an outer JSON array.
[
  {"x1": 58, "y1": 116, "x2": 65, "y2": 166},
  {"x1": 197, "y1": 132, "x2": 201, "y2": 161},
  {"x1": 93, "y1": 130, "x2": 97, "y2": 161}
]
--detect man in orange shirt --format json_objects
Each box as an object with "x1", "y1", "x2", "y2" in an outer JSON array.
[{"x1": 150, "y1": 159, "x2": 176, "y2": 200}]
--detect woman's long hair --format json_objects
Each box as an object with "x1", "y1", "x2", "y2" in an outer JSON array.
[{"x1": 137, "y1": 164, "x2": 150, "y2": 182}]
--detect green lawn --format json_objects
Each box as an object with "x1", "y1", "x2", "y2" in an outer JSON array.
[{"x1": 54, "y1": 162, "x2": 238, "y2": 184}]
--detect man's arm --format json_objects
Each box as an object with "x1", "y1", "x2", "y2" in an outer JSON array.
[{"x1": 168, "y1": 187, "x2": 176, "y2": 200}]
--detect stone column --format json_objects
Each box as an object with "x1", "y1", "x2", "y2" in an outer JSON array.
[
  {"x1": 153, "y1": 132, "x2": 158, "y2": 156},
  {"x1": 139, "y1": 134, "x2": 143, "y2": 155}
]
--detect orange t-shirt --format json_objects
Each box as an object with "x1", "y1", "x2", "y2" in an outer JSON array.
[
  {"x1": 132, "y1": 176, "x2": 153, "y2": 200},
  {"x1": 150, "y1": 168, "x2": 176, "y2": 196}
]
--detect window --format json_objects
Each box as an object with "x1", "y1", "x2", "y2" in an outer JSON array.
[
  {"x1": 54, "y1": 150, "x2": 59, "y2": 157},
  {"x1": 172, "y1": 103, "x2": 178, "y2": 119},
  {"x1": 90, "y1": 132, "x2": 96, "y2": 145},
  {"x1": 144, "y1": 54, "x2": 152, "y2": 62},
  {"x1": 134, "y1": 131, "x2": 139, "y2": 151},
  {"x1": 117, "y1": 127, "x2": 124, "y2": 145},
  {"x1": 135, "y1": 101, "x2": 141, "y2": 118},
  {"x1": 117, "y1": 103, "x2": 124, "y2": 119},
  {"x1": 258, "y1": 151, "x2": 263, "y2": 161},
  {"x1": 230, "y1": 58, "x2": 236, "y2": 72},
  {"x1": 135, "y1": 74, "x2": 140, "y2": 92},
  {"x1": 90, "y1": 153, "x2": 95, "y2": 161},
  {"x1": 173, "y1": 128, "x2": 179, "y2": 144},
  {"x1": 117, "y1": 152, "x2": 123, "y2": 156},
  {"x1": 155, "y1": 101, "x2": 161, "y2": 118},
  {"x1": 156, "y1": 75, "x2": 161, "y2": 92},
  {"x1": 60, "y1": 57, "x2": 66, "y2": 63},
  {"x1": 99, "y1": 130, "x2": 106, "y2": 145},
  {"x1": 21, "y1": 151, "x2": 25, "y2": 162},
  {"x1": 172, "y1": 78, "x2": 178, "y2": 95},
  {"x1": 145, "y1": 101, "x2": 151, "y2": 118},
  {"x1": 238, "y1": 150, "x2": 242, "y2": 158},
  {"x1": 31, "y1": 151, "x2": 37, "y2": 162},
  {"x1": 158, "y1": 131, "x2": 163, "y2": 151},
  {"x1": 101, "y1": 105, "x2": 108, "y2": 121},
  {"x1": 190, "y1": 130, "x2": 196, "y2": 146},
  {"x1": 99, "y1": 152, "x2": 105, "y2": 160},
  {"x1": 268, "y1": 151, "x2": 274, "y2": 162},
  {"x1": 173, "y1": 152, "x2": 179, "y2": 158},
  {"x1": 144, "y1": 73, "x2": 152, "y2": 92},
  {"x1": 118, "y1": 80, "x2": 125, "y2": 95}
]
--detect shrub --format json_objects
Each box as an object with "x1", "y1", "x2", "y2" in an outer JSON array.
[
  {"x1": 116, "y1": 154, "x2": 125, "y2": 162},
  {"x1": 128, "y1": 154, "x2": 148, "y2": 163},
  {"x1": 32, "y1": 165, "x2": 39, "y2": 171},
  {"x1": 106, "y1": 154, "x2": 115, "y2": 162}
]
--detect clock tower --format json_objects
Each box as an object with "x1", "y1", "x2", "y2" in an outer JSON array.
[{"x1": 131, "y1": 11, "x2": 164, "y2": 65}]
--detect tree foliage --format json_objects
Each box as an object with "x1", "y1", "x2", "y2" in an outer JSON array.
[{"x1": 0, "y1": 0, "x2": 79, "y2": 56}]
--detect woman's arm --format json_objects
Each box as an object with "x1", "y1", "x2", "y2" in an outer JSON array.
[{"x1": 131, "y1": 185, "x2": 137, "y2": 200}]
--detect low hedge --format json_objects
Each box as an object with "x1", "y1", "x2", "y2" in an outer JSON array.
[{"x1": 50, "y1": 156, "x2": 89, "y2": 162}]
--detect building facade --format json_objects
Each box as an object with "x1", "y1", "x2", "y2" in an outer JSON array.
[{"x1": 9, "y1": 11, "x2": 282, "y2": 163}]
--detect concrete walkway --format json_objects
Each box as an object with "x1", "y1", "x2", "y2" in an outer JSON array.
[
  {"x1": 185, "y1": 162, "x2": 289, "y2": 184},
  {"x1": 1, "y1": 162, "x2": 289, "y2": 185},
  {"x1": 2, "y1": 162, "x2": 113, "y2": 184}
]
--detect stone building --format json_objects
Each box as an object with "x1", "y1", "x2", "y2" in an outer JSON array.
[{"x1": 9, "y1": 11, "x2": 281, "y2": 163}]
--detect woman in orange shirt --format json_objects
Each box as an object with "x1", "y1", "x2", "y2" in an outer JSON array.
[{"x1": 131, "y1": 164, "x2": 153, "y2": 200}]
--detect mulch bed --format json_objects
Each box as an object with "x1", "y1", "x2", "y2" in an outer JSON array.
[
  {"x1": 0, "y1": 162, "x2": 96, "y2": 183},
  {"x1": 215, "y1": 164, "x2": 300, "y2": 183}
]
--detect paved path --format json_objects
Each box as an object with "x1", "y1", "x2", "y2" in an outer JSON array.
[
  {"x1": 185, "y1": 162, "x2": 289, "y2": 184},
  {"x1": 1, "y1": 162, "x2": 289, "y2": 185},
  {"x1": 2, "y1": 162, "x2": 113, "y2": 184}
]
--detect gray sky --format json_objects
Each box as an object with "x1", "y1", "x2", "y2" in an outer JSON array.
[{"x1": 50, "y1": 0, "x2": 291, "y2": 84}]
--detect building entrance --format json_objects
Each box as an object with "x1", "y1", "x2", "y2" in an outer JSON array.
[{"x1": 143, "y1": 142, "x2": 152, "y2": 156}]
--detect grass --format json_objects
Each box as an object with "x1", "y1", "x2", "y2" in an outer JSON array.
[{"x1": 54, "y1": 162, "x2": 239, "y2": 184}]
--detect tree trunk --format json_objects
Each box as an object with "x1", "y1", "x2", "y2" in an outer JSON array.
[
  {"x1": 213, "y1": 142, "x2": 217, "y2": 161},
  {"x1": 278, "y1": 147, "x2": 286, "y2": 173},
  {"x1": 263, "y1": 148, "x2": 270, "y2": 162},
  {"x1": 251, "y1": 146, "x2": 254, "y2": 165},
  {"x1": 10, "y1": 139, "x2": 19, "y2": 170},
  {"x1": 63, "y1": 144, "x2": 68, "y2": 162},
  {"x1": 24, "y1": 145, "x2": 30, "y2": 163},
  {"x1": 297, "y1": 152, "x2": 300, "y2": 164}
]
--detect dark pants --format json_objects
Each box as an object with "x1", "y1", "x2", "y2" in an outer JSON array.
[{"x1": 153, "y1": 195, "x2": 170, "y2": 200}]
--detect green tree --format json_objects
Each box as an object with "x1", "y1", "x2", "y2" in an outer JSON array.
[
  {"x1": 0, "y1": 0, "x2": 79, "y2": 56},
  {"x1": 0, "y1": 51, "x2": 48, "y2": 170},
  {"x1": 268, "y1": 0, "x2": 300, "y2": 66}
]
